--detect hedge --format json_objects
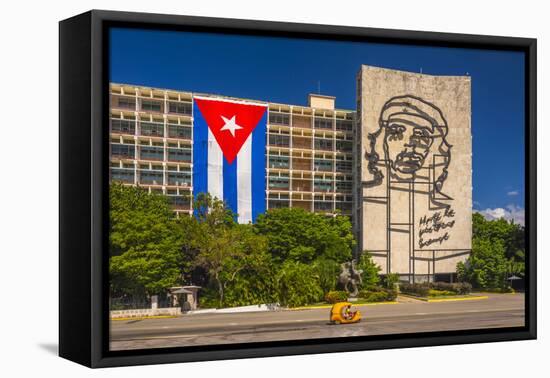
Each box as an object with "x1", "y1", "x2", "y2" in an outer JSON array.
[
  {"x1": 324, "y1": 290, "x2": 348, "y2": 304},
  {"x1": 400, "y1": 282, "x2": 472, "y2": 297},
  {"x1": 358, "y1": 289, "x2": 397, "y2": 302}
]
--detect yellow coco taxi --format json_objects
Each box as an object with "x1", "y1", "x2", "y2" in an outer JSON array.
[{"x1": 330, "y1": 302, "x2": 362, "y2": 324}]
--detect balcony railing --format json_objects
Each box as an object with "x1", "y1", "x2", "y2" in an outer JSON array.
[
  {"x1": 140, "y1": 123, "x2": 164, "y2": 137},
  {"x1": 111, "y1": 119, "x2": 136, "y2": 135},
  {"x1": 167, "y1": 149, "x2": 192, "y2": 162},
  {"x1": 139, "y1": 147, "x2": 164, "y2": 161},
  {"x1": 167, "y1": 125, "x2": 192, "y2": 139}
]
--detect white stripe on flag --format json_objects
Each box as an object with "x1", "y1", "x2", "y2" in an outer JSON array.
[
  {"x1": 207, "y1": 128, "x2": 223, "y2": 201},
  {"x1": 237, "y1": 137, "x2": 252, "y2": 223}
]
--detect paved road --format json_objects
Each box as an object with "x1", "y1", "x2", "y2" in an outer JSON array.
[{"x1": 110, "y1": 293, "x2": 525, "y2": 351}]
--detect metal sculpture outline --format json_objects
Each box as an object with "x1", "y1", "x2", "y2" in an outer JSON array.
[{"x1": 362, "y1": 95, "x2": 469, "y2": 282}]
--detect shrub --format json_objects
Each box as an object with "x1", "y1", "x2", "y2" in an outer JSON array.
[
  {"x1": 383, "y1": 273, "x2": 400, "y2": 290},
  {"x1": 358, "y1": 252, "x2": 381, "y2": 287},
  {"x1": 453, "y1": 282, "x2": 472, "y2": 294},
  {"x1": 429, "y1": 282, "x2": 472, "y2": 295},
  {"x1": 362, "y1": 285, "x2": 384, "y2": 292},
  {"x1": 428, "y1": 289, "x2": 455, "y2": 297},
  {"x1": 385, "y1": 289, "x2": 398, "y2": 301},
  {"x1": 430, "y1": 282, "x2": 454, "y2": 292},
  {"x1": 400, "y1": 282, "x2": 430, "y2": 297},
  {"x1": 358, "y1": 289, "x2": 397, "y2": 302},
  {"x1": 400, "y1": 282, "x2": 472, "y2": 297},
  {"x1": 324, "y1": 290, "x2": 348, "y2": 304},
  {"x1": 362, "y1": 291, "x2": 388, "y2": 302}
]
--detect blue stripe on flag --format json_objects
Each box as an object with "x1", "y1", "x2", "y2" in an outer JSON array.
[
  {"x1": 251, "y1": 111, "x2": 267, "y2": 222},
  {"x1": 223, "y1": 157, "x2": 238, "y2": 220},
  {"x1": 192, "y1": 102, "x2": 208, "y2": 217}
]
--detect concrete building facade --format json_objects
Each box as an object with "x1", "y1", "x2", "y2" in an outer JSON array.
[
  {"x1": 355, "y1": 65, "x2": 472, "y2": 282},
  {"x1": 109, "y1": 84, "x2": 354, "y2": 218}
]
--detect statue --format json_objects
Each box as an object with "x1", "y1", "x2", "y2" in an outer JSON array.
[{"x1": 338, "y1": 261, "x2": 363, "y2": 297}]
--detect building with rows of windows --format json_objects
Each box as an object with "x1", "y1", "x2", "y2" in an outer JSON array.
[
  {"x1": 109, "y1": 83, "x2": 355, "y2": 219},
  {"x1": 110, "y1": 62, "x2": 473, "y2": 283}
]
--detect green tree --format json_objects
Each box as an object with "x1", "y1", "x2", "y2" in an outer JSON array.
[
  {"x1": 191, "y1": 193, "x2": 274, "y2": 308},
  {"x1": 275, "y1": 261, "x2": 323, "y2": 307},
  {"x1": 457, "y1": 238, "x2": 509, "y2": 289},
  {"x1": 109, "y1": 183, "x2": 183, "y2": 298},
  {"x1": 313, "y1": 258, "x2": 341, "y2": 294},
  {"x1": 220, "y1": 228, "x2": 276, "y2": 307},
  {"x1": 357, "y1": 251, "x2": 381, "y2": 288},
  {"x1": 254, "y1": 208, "x2": 354, "y2": 265},
  {"x1": 458, "y1": 213, "x2": 526, "y2": 289},
  {"x1": 473, "y1": 212, "x2": 525, "y2": 263}
]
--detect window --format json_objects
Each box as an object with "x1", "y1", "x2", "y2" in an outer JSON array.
[
  {"x1": 336, "y1": 160, "x2": 352, "y2": 172},
  {"x1": 139, "y1": 170, "x2": 163, "y2": 185},
  {"x1": 314, "y1": 178, "x2": 333, "y2": 192},
  {"x1": 140, "y1": 146, "x2": 164, "y2": 161},
  {"x1": 111, "y1": 144, "x2": 135, "y2": 158},
  {"x1": 111, "y1": 168, "x2": 134, "y2": 183},
  {"x1": 314, "y1": 138, "x2": 333, "y2": 151},
  {"x1": 140, "y1": 122, "x2": 164, "y2": 137},
  {"x1": 168, "y1": 195, "x2": 191, "y2": 209},
  {"x1": 336, "y1": 202, "x2": 352, "y2": 211},
  {"x1": 269, "y1": 156, "x2": 290, "y2": 169},
  {"x1": 314, "y1": 117, "x2": 333, "y2": 130},
  {"x1": 168, "y1": 148, "x2": 192, "y2": 162},
  {"x1": 314, "y1": 201, "x2": 333, "y2": 211},
  {"x1": 268, "y1": 177, "x2": 289, "y2": 190},
  {"x1": 268, "y1": 200, "x2": 289, "y2": 209},
  {"x1": 168, "y1": 101, "x2": 192, "y2": 115},
  {"x1": 269, "y1": 112, "x2": 290, "y2": 126},
  {"x1": 111, "y1": 119, "x2": 135, "y2": 134},
  {"x1": 167, "y1": 172, "x2": 192, "y2": 186},
  {"x1": 115, "y1": 96, "x2": 135, "y2": 109},
  {"x1": 141, "y1": 100, "x2": 162, "y2": 112},
  {"x1": 314, "y1": 159, "x2": 333, "y2": 172},
  {"x1": 268, "y1": 134, "x2": 290, "y2": 147},
  {"x1": 336, "y1": 181, "x2": 352, "y2": 192},
  {"x1": 168, "y1": 124, "x2": 192, "y2": 139},
  {"x1": 336, "y1": 140, "x2": 352, "y2": 152},
  {"x1": 336, "y1": 119, "x2": 353, "y2": 131}
]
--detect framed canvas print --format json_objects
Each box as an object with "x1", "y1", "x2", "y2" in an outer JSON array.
[{"x1": 59, "y1": 10, "x2": 536, "y2": 368}]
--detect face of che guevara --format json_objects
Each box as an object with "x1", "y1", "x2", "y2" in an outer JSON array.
[{"x1": 383, "y1": 116, "x2": 434, "y2": 176}]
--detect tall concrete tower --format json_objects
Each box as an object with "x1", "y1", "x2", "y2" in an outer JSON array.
[{"x1": 355, "y1": 65, "x2": 472, "y2": 283}]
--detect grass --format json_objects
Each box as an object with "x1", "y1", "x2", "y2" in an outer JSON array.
[{"x1": 399, "y1": 292, "x2": 488, "y2": 302}]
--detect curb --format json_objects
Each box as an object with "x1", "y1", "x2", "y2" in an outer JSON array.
[
  {"x1": 111, "y1": 315, "x2": 180, "y2": 321},
  {"x1": 290, "y1": 301, "x2": 399, "y2": 311},
  {"x1": 398, "y1": 293, "x2": 489, "y2": 302},
  {"x1": 427, "y1": 295, "x2": 488, "y2": 303}
]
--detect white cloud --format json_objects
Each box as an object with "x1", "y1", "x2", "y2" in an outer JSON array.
[
  {"x1": 507, "y1": 190, "x2": 520, "y2": 196},
  {"x1": 475, "y1": 204, "x2": 525, "y2": 226}
]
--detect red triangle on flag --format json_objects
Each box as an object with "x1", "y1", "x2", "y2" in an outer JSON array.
[{"x1": 194, "y1": 97, "x2": 267, "y2": 164}]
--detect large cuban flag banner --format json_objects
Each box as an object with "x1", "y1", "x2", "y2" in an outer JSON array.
[{"x1": 193, "y1": 96, "x2": 267, "y2": 223}]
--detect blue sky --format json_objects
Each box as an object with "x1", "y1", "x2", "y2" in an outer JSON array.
[{"x1": 110, "y1": 28, "x2": 526, "y2": 222}]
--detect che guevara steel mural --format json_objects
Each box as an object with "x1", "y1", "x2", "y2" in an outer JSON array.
[{"x1": 362, "y1": 94, "x2": 465, "y2": 280}]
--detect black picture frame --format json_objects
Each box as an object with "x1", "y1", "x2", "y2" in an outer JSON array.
[{"x1": 59, "y1": 9, "x2": 537, "y2": 368}]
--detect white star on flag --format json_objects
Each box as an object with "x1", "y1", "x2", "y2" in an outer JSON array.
[{"x1": 220, "y1": 115, "x2": 243, "y2": 137}]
